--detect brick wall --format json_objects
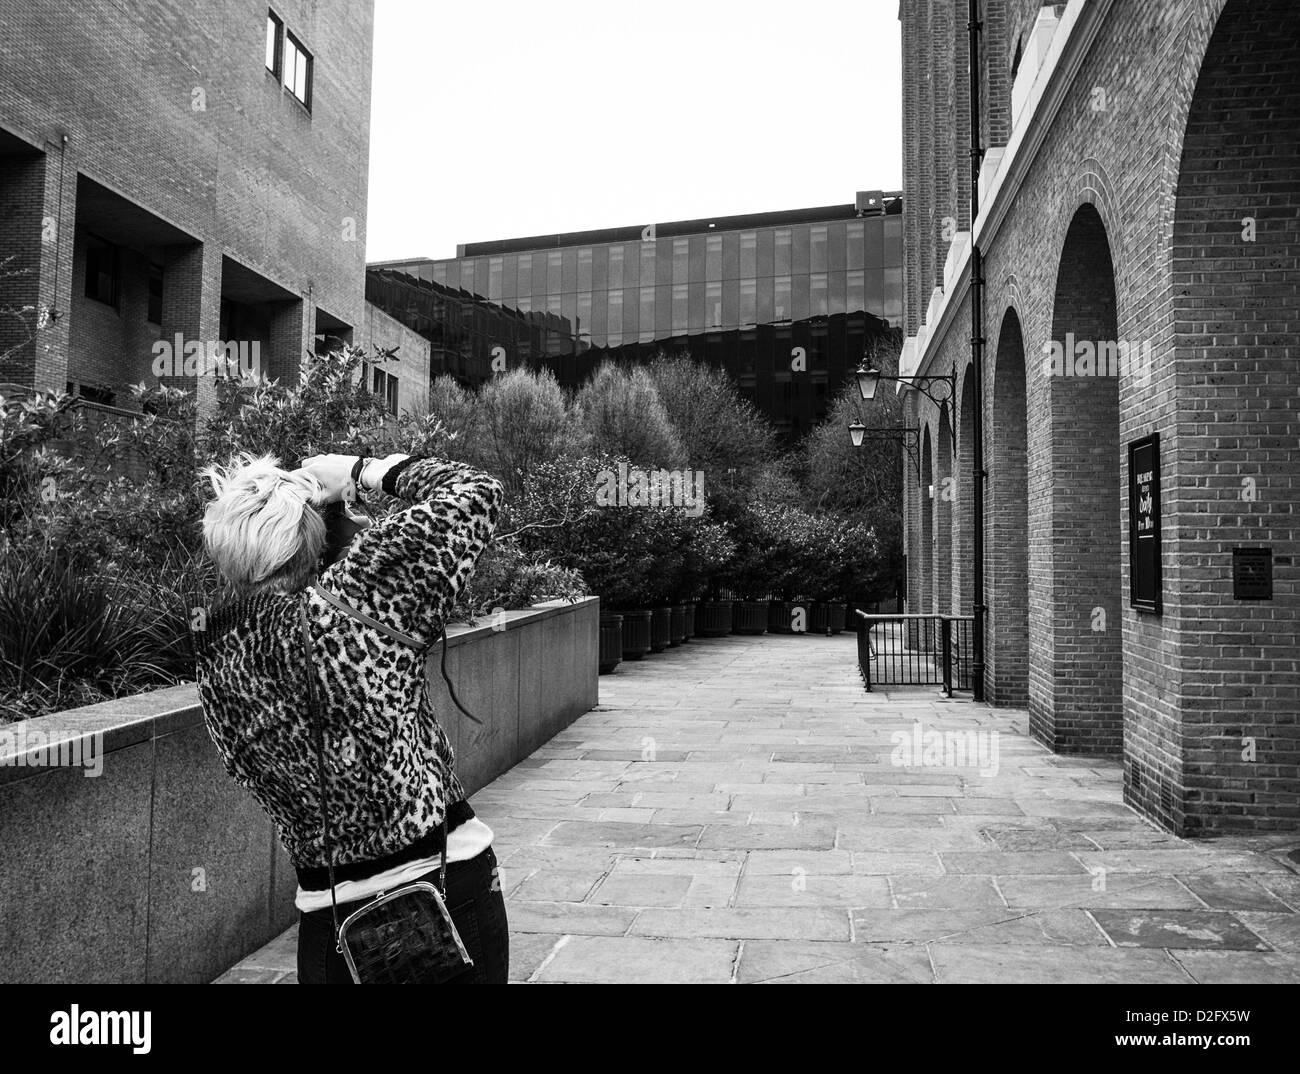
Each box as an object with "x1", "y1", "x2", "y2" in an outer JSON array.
[
  {"x1": 0, "y1": 0, "x2": 372, "y2": 398},
  {"x1": 898, "y1": 0, "x2": 1300, "y2": 833},
  {"x1": 0, "y1": 153, "x2": 45, "y2": 382},
  {"x1": 1039, "y1": 203, "x2": 1122, "y2": 754},
  {"x1": 1167, "y1": 0, "x2": 1300, "y2": 832}
]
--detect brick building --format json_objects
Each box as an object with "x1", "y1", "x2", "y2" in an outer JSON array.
[
  {"x1": 895, "y1": 0, "x2": 1298, "y2": 834},
  {"x1": 0, "y1": 0, "x2": 373, "y2": 409}
]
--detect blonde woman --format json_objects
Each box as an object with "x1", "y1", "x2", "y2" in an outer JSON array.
[{"x1": 194, "y1": 451, "x2": 508, "y2": 984}]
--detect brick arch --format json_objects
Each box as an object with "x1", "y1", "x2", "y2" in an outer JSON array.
[
  {"x1": 1046, "y1": 158, "x2": 1125, "y2": 313},
  {"x1": 933, "y1": 401, "x2": 954, "y2": 614},
  {"x1": 1032, "y1": 201, "x2": 1122, "y2": 755},
  {"x1": 1154, "y1": 0, "x2": 1234, "y2": 275},
  {"x1": 920, "y1": 423, "x2": 934, "y2": 616},
  {"x1": 987, "y1": 303, "x2": 1028, "y2": 705},
  {"x1": 1157, "y1": 0, "x2": 1300, "y2": 833},
  {"x1": 951, "y1": 361, "x2": 977, "y2": 617}
]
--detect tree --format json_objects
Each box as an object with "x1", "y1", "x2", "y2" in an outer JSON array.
[
  {"x1": 797, "y1": 330, "x2": 905, "y2": 602},
  {"x1": 475, "y1": 367, "x2": 586, "y2": 493},
  {"x1": 575, "y1": 363, "x2": 684, "y2": 469},
  {"x1": 645, "y1": 353, "x2": 777, "y2": 487}
]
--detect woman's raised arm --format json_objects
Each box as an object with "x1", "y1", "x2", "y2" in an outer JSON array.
[{"x1": 314, "y1": 454, "x2": 505, "y2": 646}]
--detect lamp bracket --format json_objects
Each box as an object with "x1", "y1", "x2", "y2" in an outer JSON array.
[{"x1": 853, "y1": 425, "x2": 922, "y2": 480}]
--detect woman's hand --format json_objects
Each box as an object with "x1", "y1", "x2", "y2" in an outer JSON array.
[{"x1": 299, "y1": 454, "x2": 358, "y2": 504}]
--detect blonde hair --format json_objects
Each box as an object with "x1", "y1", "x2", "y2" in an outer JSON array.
[{"x1": 201, "y1": 454, "x2": 325, "y2": 597}]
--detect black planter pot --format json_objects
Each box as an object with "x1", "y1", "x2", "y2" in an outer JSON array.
[
  {"x1": 682, "y1": 602, "x2": 696, "y2": 641},
  {"x1": 618, "y1": 609, "x2": 652, "y2": 660},
  {"x1": 696, "y1": 600, "x2": 734, "y2": 637},
  {"x1": 767, "y1": 600, "x2": 806, "y2": 634},
  {"x1": 733, "y1": 600, "x2": 768, "y2": 635},
  {"x1": 810, "y1": 601, "x2": 846, "y2": 636},
  {"x1": 649, "y1": 606, "x2": 671, "y2": 652},
  {"x1": 669, "y1": 605, "x2": 686, "y2": 646},
  {"x1": 599, "y1": 613, "x2": 624, "y2": 673}
]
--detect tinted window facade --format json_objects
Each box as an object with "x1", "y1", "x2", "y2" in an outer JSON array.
[{"x1": 368, "y1": 197, "x2": 902, "y2": 438}]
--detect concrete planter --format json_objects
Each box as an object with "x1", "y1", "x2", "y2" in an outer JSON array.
[
  {"x1": 649, "y1": 607, "x2": 671, "y2": 653},
  {"x1": 618, "y1": 609, "x2": 652, "y2": 659},
  {"x1": 695, "y1": 600, "x2": 734, "y2": 637},
  {"x1": 599, "y1": 613, "x2": 624, "y2": 673},
  {"x1": 668, "y1": 605, "x2": 686, "y2": 647},
  {"x1": 0, "y1": 597, "x2": 599, "y2": 984},
  {"x1": 733, "y1": 600, "x2": 769, "y2": 636}
]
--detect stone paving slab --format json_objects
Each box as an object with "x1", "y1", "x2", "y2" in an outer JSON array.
[{"x1": 215, "y1": 633, "x2": 1300, "y2": 984}]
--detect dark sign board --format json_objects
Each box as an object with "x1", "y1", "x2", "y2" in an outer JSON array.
[
  {"x1": 1233, "y1": 547, "x2": 1273, "y2": 600},
  {"x1": 1128, "y1": 433, "x2": 1161, "y2": 613}
]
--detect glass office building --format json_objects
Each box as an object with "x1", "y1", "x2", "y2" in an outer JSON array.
[{"x1": 367, "y1": 192, "x2": 902, "y2": 438}]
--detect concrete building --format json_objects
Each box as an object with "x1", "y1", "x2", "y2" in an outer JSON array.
[
  {"x1": 896, "y1": 0, "x2": 1298, "y2": 834},
  {"x1": 368, "y1": 195, "x2": 903, "y2": 439},
  {"x1": 0, "y1": 0, "x2": 373, "y2": 408}
]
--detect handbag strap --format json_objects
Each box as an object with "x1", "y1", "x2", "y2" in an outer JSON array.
[
  {"x1": 299, "y1": 593, "x2": 344, "y2": 949},
  {"x1": 298, "y1": 592, "x2": 453, "y2": 953},
  {"x1": 311, "y1": 582, "x2": 424, "y2": 649},
  {"x1": 310, "y1": 582, "x2": 482, "y2": 726}
]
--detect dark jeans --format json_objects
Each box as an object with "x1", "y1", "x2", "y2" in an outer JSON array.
[{"x1": 297, "y1": 845, "x2": 509, "y2": 984}]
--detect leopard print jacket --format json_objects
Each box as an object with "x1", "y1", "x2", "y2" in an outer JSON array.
[{"x1": 193, "y1": 457, "x2": 503, "y2": 887}]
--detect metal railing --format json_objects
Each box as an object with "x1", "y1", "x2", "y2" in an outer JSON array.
[{"x1": 854, "y1": 612, "x2": 975, "y2": 695}]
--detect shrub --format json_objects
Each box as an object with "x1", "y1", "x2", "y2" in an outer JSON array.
[
  {"x1": 450, "y1": 541, "x2": 587, "y2": 625},
  {"x1": 0, "y1": 542, "x2": 215, "y2": 721},
  {"x1": 202, "y1": 345, "x2": 391, "y2": 467},
  {"x1": 473, "y1": 367, "x2": 587, "y2": 493},
  {"x1": 575, "y1": 363, "x2": 684, "y2": 469},
  {"x1": 646, "y1": 353, "x2": 777, "y2": 491}
]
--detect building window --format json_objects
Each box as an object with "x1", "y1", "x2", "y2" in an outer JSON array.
[
  {"x1": 284, "y1": 31, "x2": 312, "y2": 109},
  {"x1": 372, "y1": 367, "x2": 399, "y2": 415},
  {"x1": 266, "y1": 10, "x2": 283, "y2": 75},
  {"x1": 66, "y1": 381, "x2": 115, "y2": 406},
  {"x1": 84, "y1": 236, "x2": 120, "y2": 308},
  {"x1": 147, "y1": 263, "x2": 163, "y2": 324}
]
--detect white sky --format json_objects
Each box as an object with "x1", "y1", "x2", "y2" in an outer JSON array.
[{"x1": 365, "y1": 0, "x2": 902, "y2": 262}]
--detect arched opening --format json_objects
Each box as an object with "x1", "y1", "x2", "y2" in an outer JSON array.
[
  {"x1": 1039, "y1": 202, "x2": 1121, "y2": 753},
  {"x1": 933, "y1": 403, "x2": 953, "y2": 614},
  {"x1": 989, "y1": 307, "x2": 1028, "y2": 705},
  {"x1": 920, "y1": 425, "x2": 934, "y2": 615},
  {"x1": 1156, "y1": 0, "x2": 1300, "y2": 831},
  {"x1": 955, "y1": 365, "x2": 976, "y2": 615}
]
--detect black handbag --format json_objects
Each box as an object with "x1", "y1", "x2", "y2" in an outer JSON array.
[{"x1": 297, "y1": 591, "x2": 474, "y2": 984}]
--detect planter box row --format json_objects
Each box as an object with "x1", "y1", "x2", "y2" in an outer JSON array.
[{"x1": 599, "y1": 599, "x2": 848, "y2": 673}]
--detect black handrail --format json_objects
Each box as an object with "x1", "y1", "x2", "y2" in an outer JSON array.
[{"x1": 854, "y1": 611, "x2": 975, "y2": 694}]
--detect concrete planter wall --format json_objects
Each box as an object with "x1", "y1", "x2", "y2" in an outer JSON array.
[{"x1": 0, "y1": 597, "x2": 599, "y2": 984}]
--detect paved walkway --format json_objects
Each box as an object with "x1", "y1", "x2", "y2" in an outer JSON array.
[{"x1": 217, "y1": 632, "x2": 1300, "y2": 984}]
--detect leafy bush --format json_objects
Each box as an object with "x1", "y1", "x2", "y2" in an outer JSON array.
[
  {"x1": 576, "y1": 363, "x2": 684, "y2": 469},
  {"x1": 203, "y1": 345, "x2": 392, "y2": 467},
  {"x1": 0, "y1": 542, "x2": 215, "y2": 721},
  {"x1": 646, "y1": 353, "x2": 776, "y2": 492},
  {"x1": 472, "y1": 367, "x2": 587, "y2": 493},
  {"x1": 450, "y1": 541, "x2": 586, "y2": 624}
]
